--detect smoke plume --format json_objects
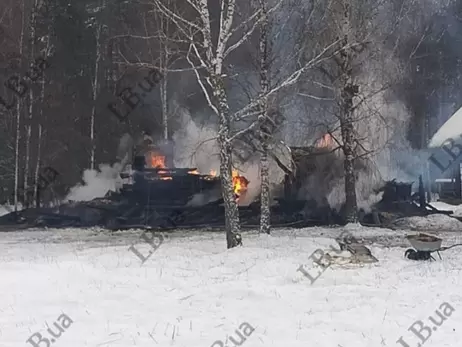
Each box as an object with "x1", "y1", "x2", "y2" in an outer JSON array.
[{"x1": 65, "y1": 163, "x2": 123, "y2": 202}]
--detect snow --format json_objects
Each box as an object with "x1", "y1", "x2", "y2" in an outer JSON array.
[
  {"x1": 430, "y1": 201, "x2": 462, "y2": 217},
  {"x1": 1, "y1": 226, "x2": 461, "y2": 347},
  {"x1": 428, "y1": 105, "x2": 462, "y2": 148},
  {"x1": 390, "y1": 214, "x2": 462, "y2": 231},
  {"x1": 0, "y1": 204, "x2": 24, "y2": 217},
  {"x1": 0, "y1": 205, "x2": 12, "y2": 217}
]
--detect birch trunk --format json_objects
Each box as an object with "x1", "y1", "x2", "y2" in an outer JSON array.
[
  {"x1": 340, "y1": 101, "x2": 358, "y2": 223},
  {"x1": 90, "y1": 23, "x2": 103, "y2": 169},
  {"x1": 14, "y1": 0, "x2": 27, "y2": 212},
  {"x1": 34, "y1": 80, "x2": 46, "y2": 209},
  {"x1": 159, "y1": 12, "x2": 169, "y2": 140},
  {"x1": 258, "y1": 0, "x2": 270, "y2": 234},
  {"x1": 34, "y1": 28, "x2": 52, "y2": 207},
  {"x1": 160, "y1": 66, "x2": 168, "y2": 140},
  {"x1": 24, "y1": 0, "x2": 38, "y2": 206},
  {"x1": 33, "y1": 125, "x2": 42, "y2": 207},
  {"x1": 338, "y1": 2, "x2": 358, "y2": 223},
  {"x1": 213, "y1": 75, "x2": 241, "y2": 248},
  {"x1": 155, "y1": 0, "x2": 250, "y2": 247},
  {"x1": 260, "y1": 143, "x2": 270, "y2": 233}
]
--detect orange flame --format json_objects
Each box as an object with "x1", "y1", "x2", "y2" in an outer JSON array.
[
  {"x1": 188, "y1": 169, "x2": 199, "y2": 175},
  {"x1": 210, "y1": 169, "x2": 217, "y2": 177},
  {"x1": 232, "y1": 170, "x2": 249, "y2": 196},
  {"x1": 150, "y1": 154, "x2": 166, "y2": 168},
  {"x1": 149, "y1": 152, "x2": 170, "y2": 179}
]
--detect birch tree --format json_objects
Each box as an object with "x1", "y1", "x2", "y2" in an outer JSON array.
[
  {"x1": 152, "y1": 0, "x2": 263, "y2": 248},
  {"x1": 22, "y1": 0, "x2": 39, "y2": 206},
  {"x1": 33, "y1": 0, "x2": 54, "y2": 207},
  {"x1": 293, "y1": 0, "x2": 361, "y2": 223},
  {"x1": 333, "y1": 0, "x2": 359, "y2": 223},
  {"x1": 87, "y1": 0, "x2": 107, "y2": 169},
  {"x1": 299, "y1": 0, "x2": 416, "y2": 223},
  {"x1": 257, "y1": 0, "x2": 271, "y2": 234},
  {"x1": 154, "y1": 0, "x2": 346, "y2": 247},
  {"x1": 0, "y1": 1, "x2": 23, "y2": 210},
  {"x1": 248, "y1": 0, "x2": 328, "y2": 234},
  {"x1": 14, "y1": 0, "x2": 26, "y2": 212},
  {"x1": 153, "y1": 3, "x2": 173, "y2": 140}
]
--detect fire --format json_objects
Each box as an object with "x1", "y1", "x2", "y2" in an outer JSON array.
[
  {"x1": 316, "y1": 133, "x2": 335, "y2": 149},
  {"x1": 232, "y1": 170, "x2": 249, "y2": 196},
  {"x1": 150, "y1": 154, "x2": 166, "y2": 168},
  {"x1": 156, "y1": 169, "x2": 172, "y2": 180},
  {"x1": 150, "y1": 153, "x2": 170, "y2": 179},
  {"x1": 150, "y1": 164, "x2": 247, "y2": 196}
]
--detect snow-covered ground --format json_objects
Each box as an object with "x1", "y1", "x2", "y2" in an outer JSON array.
[
  {"x1": 0, "y1": 205, "x2": 13, "y2": 217},
  {"x1": 430, "y1": 201, "x2": 462, "y2": 217},
  {"x1": 390, "y1": 213, "x2": 462, "y2": 231},
  {"x1": 0, "y1": 225, "x2": 461, "y2": 347}
]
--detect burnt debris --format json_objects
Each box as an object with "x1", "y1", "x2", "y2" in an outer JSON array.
[{"x1": 0, "y1": 145, "x2": 457, "y2": 231}]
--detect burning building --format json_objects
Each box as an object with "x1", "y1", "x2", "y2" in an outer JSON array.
[{"x1": 120, "y1": 134, "x2": 249, "y2": 207}]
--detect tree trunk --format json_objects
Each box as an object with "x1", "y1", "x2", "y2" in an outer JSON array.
[
  {"x1": 340, "y1": 84, "x2": 358, "y2": 223},
  {"x1": 90, "y1": 23, "x2": 103, "y2": 170},
  {"x1": 220, "y1": 137, "x2": 241, "y2": 248},
  {"x1": 33, "y1": 123, "x2": 42, "y2": 207},
  {"x1": 34, "y1": 31, "x2": 52, "y2": 207},
  {"x1": 14, "y1": 0, "x2": 27, "y2": 212},
  {"x1": 160, "y1": 68, "x2": 168, "y2": 140},
  {"x1": 159, "y1": 12, "x2": 169, "y2": 140},
  {"x1": 258, "y1": 0, "x2": 271, "y2": 234},
  {"x1": 260, "y1": 143, "x2": 270, "y2": 233},
  {"x1": 338, "y1": 2, "x2": 358, "y2": 224},
  {"x1": 14, "y1": 101, "x2": 21, "y2": 213},
  {"x1": 213, "y1": 76, "x2": 241, "y2": 248},
  {"x1": 24, "y1": 0, "x2": 39, "y2": 207}
]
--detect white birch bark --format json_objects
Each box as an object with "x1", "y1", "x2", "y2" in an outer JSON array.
[
  {"x1": 338, "y1": 1, "x2": 358, "y2": 223},
  {"x1": 14, "y1": 0, "x2": 27, "y2": 212},
  {"x1": 159, "y1": 9, "x2": 169, "y2": 140},
  {"x1": 183, "y1": 0, "x2": 242, "y2": 247},
  {"x1": 24, "y1": 0, "x2": 39, "y2": 206},
  {"x1": 160, "y1": 60, "x2": 168, "y2": 140},
  {"x1": 33, "y1": 23, "x2": 53, "y2": 207},
  {"x1": 258, "y1": 0, "x2": 271, "y2": 234},
  {"x1": 90, "y1": 22, "x2": 103, "y2": 170},
  {"x1": 33, "y1": 122, "x2": 42, "y2": 206}
]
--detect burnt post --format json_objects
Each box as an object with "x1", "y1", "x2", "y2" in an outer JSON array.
[{"x1": 418, "y1": 174, "x2": 426, "y2": 210}]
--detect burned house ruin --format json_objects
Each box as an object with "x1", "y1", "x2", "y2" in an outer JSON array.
[{"x1": 0, "y1": 128, "x2": 457, "y2": 230}]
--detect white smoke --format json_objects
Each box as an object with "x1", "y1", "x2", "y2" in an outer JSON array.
[
  {"x1": 237, "y1": 144, "x2": 290, "y2": 206},
  {"x1": 235, "y1": 162, "x2": 260, "y2": 206},
  {"x1": 65, "y1": 163, "x2": 123, "y2": 202},
  {"x1": 172, "y1": 105, "x2": 289, "y2": 206},
  {"x1": 172, "y1": 106, "x2": 220, "y2": 172},
  {"x1": 320, "y1": 95, "x2": 415, "y2": 211},
  {"x1": 293, "y1": 50, "x2": 423, "y2": 212},
  {"x1": 117, "y1": 133, "x2": 134, "y2": 165}
]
